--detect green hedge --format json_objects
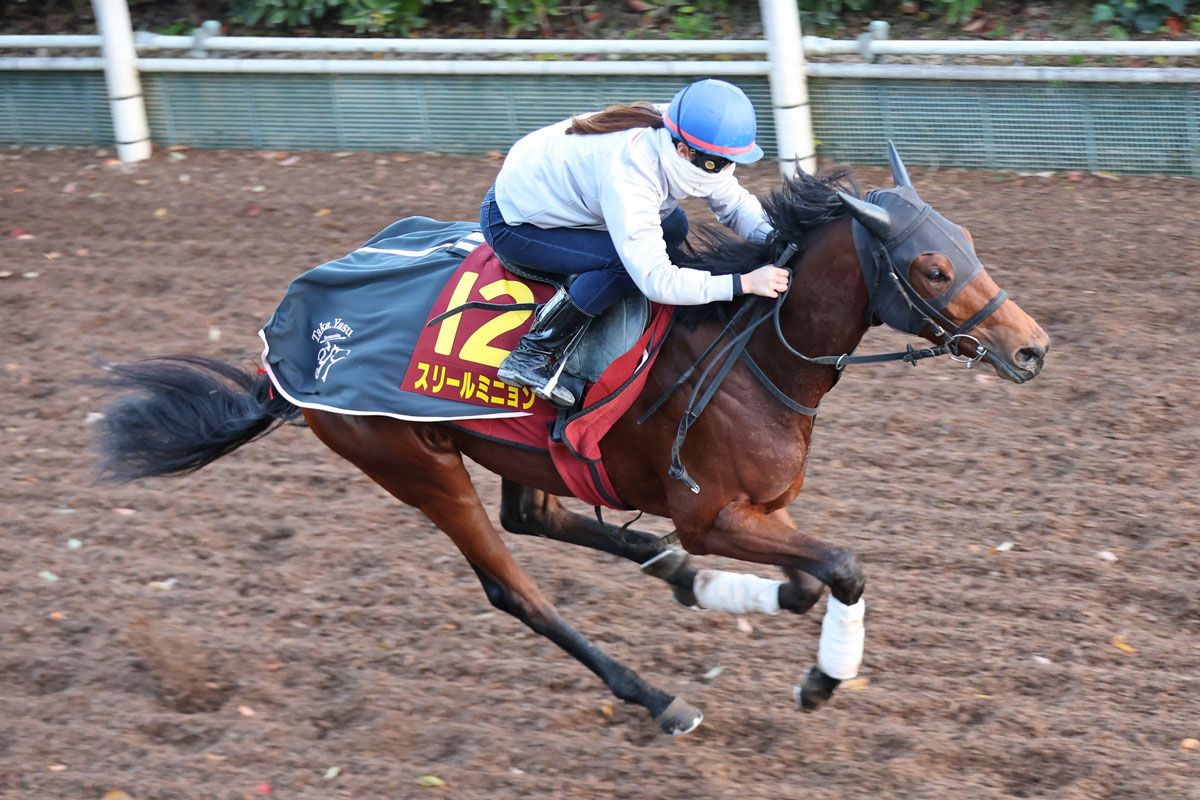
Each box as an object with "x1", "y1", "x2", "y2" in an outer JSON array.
[{"x1": 220, "y1": 0, "x2": 1200, "y2": 37}]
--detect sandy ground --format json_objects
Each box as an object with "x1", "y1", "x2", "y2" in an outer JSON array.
[{"x1": 1, "y1": 146, "x2": 1197, "y2": 799}]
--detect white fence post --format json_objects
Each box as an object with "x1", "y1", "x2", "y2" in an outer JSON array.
[
  {"x1": 92, "y1": 0, "x2": 151, "y2": 162},
  {"x1": 759, "y1": 0, "x2": 816, "y2": 176}
]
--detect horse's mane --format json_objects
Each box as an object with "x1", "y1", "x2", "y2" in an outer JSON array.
[{"x1": 669, "y1": 168, "x2": 860, "y2": 327}]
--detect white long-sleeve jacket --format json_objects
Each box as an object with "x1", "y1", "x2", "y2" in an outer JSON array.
[{"x1": 493, "y1": 114, "x2": 772, "y2": 306}]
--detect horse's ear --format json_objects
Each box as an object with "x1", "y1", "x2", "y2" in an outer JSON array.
[
  {"x1": 839, "y1": 192, "x2": 892, "y2": 240},
  {"x1": 887, "y1": 141, "x2": 912, "y2": 188}
]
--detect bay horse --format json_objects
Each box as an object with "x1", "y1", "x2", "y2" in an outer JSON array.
[{"x1": 96, "y1": 146, "x2": 1049, "y2": 736}]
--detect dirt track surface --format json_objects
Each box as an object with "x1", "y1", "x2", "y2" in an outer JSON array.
[{"x1": 2, "y1": 147, "x2": 1197, "y2": 799}]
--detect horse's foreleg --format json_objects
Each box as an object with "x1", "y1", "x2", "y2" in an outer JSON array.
[
  {"x1": 499, "y1": 480, "x2": 700, "y2": 607},
  {"x1": 676, "y1": 503, "x2": 866, "y2": 713}
]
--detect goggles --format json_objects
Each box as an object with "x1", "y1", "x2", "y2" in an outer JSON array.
[{"x1": 674, "y1": 137, "x2": 732, "y2": 173}]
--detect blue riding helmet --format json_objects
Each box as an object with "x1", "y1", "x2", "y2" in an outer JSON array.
[{"x1": 663, "y1": 79, "x2": 764, "y2": 165}]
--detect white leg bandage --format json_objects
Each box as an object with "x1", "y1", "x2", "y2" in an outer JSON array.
[
  {"x1": 817, "y1": 595, "x2": 866, "y2": 680},
  {"x1": 692, "y1": 570, "x2": 783, "y2": 615}
]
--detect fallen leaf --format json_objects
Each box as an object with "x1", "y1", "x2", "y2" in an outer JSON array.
[
  {"x1": 441, "y1": 622, "x2": 458, "y2": 631},
  {"x1": 415, "y1": 775, "x2": 446, "y2": 788},
  {"x1": 323, "y1": 766, "x2": 342, "y2": 780},
  {"x1": 1111, "y1": 639, "x2": 1137, "y2": 654},
  {"x1": 148, "y1": 578, "x2": 178, "y2": 590},
  {"x1": 44, "y1": 252, "x2": 61, "y2": 260},
  {"x1": 102, "y1": 793, "x2": 132, "y2": 799},
  {"x1": 1031, "y1": 655, "x2": 1052, "y2": 665},
  {"x1": 735, "y1": 616, "x2": 754, "y2": 634},
  {"x1": 279, "y1": 155, "x2": 301, "y2": 166},
  {"x1": 246, "y1": 205, "x2": 261, "y2": 217},
  {"x1": 62, "y1": 183, "x2": 76, "y2": 193},
  {"x1": 22, "y1": 271, "x2": 39, "y2": 278},
  {"x1": 486, "y1": 151, "x2": 504, "y2": 161},
  {"x1": 973, "y1": 693, "x2": 991, "y2": 699},
  {"x1": 702, "y1": 665, "x2": 725, "y2": 680},
  {"x1": 113, "y1": 508, "x2": 136, "y2": 515},
  {"x1": 75, "y1": 248, "x2": 89, "y2": 256},
  {"x1": 166, "y1": 145, "x2": 189, "y2": 152},
  {"x1": 135, "y1": 179, "x2": 150, "y2": 185},
  {"x1": 7, "y1": 228, "x2": 22, "y2": 237},
  {"x1": 599, "y1": 701, "x2": 613, "y2": 718},
  {"x1": 38, "y1": 571, "x2": 59, "y2": 582},
  {"x1": 250, "y1": 185, "x2": 266, "y2": 192},
  {"x1": 153, "y1": 208, "x2": 167, "y2": 217},
  {"x1": 17, "y1": 234, "x2": 35, "y2": 241},
  {"x1": 332, "y1": 152, "x2": 353, "y2": 159},
  {"x1": 1097, "y1": 550, "x2": 1119, "y2": 562},
  {"x1": 47, "y1": 764, "x2": 67, "y2": 772},
  {"x1": 209, "y1": 326, "x2": 222, "y2": 342},
  {"x1": 205, "y1": 753, "x2": 227, "y2": 762},
  {"x1": 238, "y1": 705, "x2": 257, "y2": 717},
  {"x1": 841, "y1": 677, "x2": 870, "y2": 690},
  {"x1": 169, "y1": 152, "x2": 187, "y2": 161},
  {"x1": 254, "y1": 784, "x2": 271, "y2": 796},
  {"x1": 1182, "y1": 738, "x2": 1199, "y2": 751},
  {"x1": 48, "y1": 611, "x2": 67, "y2": 620},
  {"x1": 265, "y1": 661, "x2": 283, "y2": 671},
  {"x1": 314, "y1": 208, "x2": 332, "y2": 217},
  {"x1": 989, "y1": 541, "x2": 1015, "y2": 553}
]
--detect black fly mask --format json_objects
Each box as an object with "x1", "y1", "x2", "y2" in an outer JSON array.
[{"x1": 839, "y1": 145, "x2": 1004, "y2": 343}]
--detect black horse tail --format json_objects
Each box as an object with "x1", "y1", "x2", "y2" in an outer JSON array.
[{"x1": 95, "y1": 355, "x2": 302, "y2": 482}]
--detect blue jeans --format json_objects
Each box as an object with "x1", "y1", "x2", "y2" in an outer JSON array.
[{"x1": 480, "y1": 185, "x2": 688, "y2": 315}]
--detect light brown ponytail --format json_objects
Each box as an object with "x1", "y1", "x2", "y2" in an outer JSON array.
[{"x1": 565, "y1": 101, "x2": 664, "y2": 136}]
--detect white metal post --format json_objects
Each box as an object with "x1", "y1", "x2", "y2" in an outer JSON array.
[
  {"x1": 92, "y1": 0, "x2": 151, "y2": 162},
  {"x1": 759, "y1": 0, "x2": 816, "y2": 176}
]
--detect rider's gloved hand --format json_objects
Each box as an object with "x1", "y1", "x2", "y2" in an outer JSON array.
[{"x1": 740, "y1": 264, "x2": 791, "y2": 298}]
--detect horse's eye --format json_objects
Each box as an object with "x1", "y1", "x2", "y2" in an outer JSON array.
[{"x1": 927, "y1": 269, "x2": 949, "y2": 283}]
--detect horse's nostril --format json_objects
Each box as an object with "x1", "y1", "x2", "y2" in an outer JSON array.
[{"x1": 1016, "y1": 346, "x2": 1045, "y2": 371}]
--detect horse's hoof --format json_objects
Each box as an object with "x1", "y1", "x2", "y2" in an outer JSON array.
[
  {"x1": 671, "y1": 585, "x2": 700, "y2": 610},
  {"x1": 640, "y1": 547, "x2": 689, "y2": 580},
  {"x1": 793, "y1": 665, "x2": 841, "y2": 713},
  {"x1": 654, "y1": 696, "x2": 704, "y2": 736},
  {"x1": 641, "y1": 549, "x2": 700, "y2": 609}
]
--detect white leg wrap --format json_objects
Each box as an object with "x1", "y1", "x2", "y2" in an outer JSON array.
[
  {"x1": 817, "y1": 596, "x2": 866, "y2": 680},
  {"x1": 692, "y1": 570, "x2": 783, "y2": 615}
]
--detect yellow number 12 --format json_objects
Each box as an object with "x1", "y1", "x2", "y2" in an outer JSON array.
[{"x1": 433, "y1": 271, "x2": 535, "y2": 368}]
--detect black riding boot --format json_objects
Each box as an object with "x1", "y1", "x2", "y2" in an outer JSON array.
[{"x1": 497, "y1": 288, "x2": 594, "y2": 408}]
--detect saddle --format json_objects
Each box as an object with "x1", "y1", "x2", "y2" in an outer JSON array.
[{"x1": 495, "y1": 256, "x2": 651, "y2": 414}]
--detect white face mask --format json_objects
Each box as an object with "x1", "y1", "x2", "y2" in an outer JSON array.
[{"x1": 660, "y1": 136, "x2": 735, "y2": 198}]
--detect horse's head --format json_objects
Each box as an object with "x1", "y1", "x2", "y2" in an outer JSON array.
[{"x1": 837, "y1": 145, "x2": 1049, "y2": 384}]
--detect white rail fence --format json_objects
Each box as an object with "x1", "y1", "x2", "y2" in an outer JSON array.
[{"x1": 3, "y1": 0, "x2": 1199, "y2": 172}]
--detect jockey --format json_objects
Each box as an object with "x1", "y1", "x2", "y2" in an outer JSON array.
[{"x1": 481, "y1": 78, "x2": 791, "y2": 407}]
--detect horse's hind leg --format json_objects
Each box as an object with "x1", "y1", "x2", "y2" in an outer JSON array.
[
  {"x1": 306, "y1": 414, "x2": 702, "y2": 735},
  {"x1": 500, "y1": 484, "x2": 826, "y2": 616},
  {"x1": 499, "y1": 479, "x2": 700, "y2": 607}
]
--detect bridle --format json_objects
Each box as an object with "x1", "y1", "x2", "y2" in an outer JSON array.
[{"x1": 646, "y1": 219, "x2": 1010, "y2": 493}]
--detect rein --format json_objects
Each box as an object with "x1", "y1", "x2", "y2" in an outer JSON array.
[{"x1": 648, "y1": 230, "x2": 1008, "y2": 492}]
